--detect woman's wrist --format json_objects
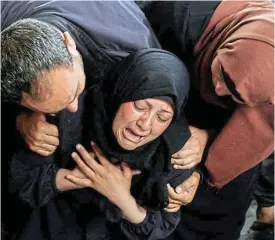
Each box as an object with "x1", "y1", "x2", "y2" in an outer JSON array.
[
  {"x1": 55, "y1": 168, "x2": 73, "y2": 191},
  {"x1": 117, "y1": 195, "x2": 146, "y2": 224}
]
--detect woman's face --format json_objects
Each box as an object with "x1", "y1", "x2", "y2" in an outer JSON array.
[{"x1": 112, "y1": 98, "x2": 174, "y2": 150}]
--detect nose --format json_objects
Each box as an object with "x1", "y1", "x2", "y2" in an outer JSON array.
[
  {"x1": 136, "y1": 113, "x2": 152, "y2": 131},
  {"x1": 66, "y1": 99, "x2": 78, "y2": 112}
]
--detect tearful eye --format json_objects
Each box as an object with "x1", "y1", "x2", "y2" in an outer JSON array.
[
  {"x1": 133, "y1": 102, "x2": 147, "y2": 111},
  {"x1": 157, "y1": 115, "x2": 169, "y2": 123}
]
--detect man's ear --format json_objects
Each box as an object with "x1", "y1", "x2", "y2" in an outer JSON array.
[{"x1": 63, "y1": 32, "x2": 76, "y2": 51}]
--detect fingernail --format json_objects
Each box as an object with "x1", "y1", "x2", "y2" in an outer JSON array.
[
  {"x1": 71, "y1": 152, "x2": 76, "y2": 158},
  {"x1": 174, "y1": 165, "x2": 178, "y2": 169},
  {"x1": 91, "y1": 141, "x2": 95, "y2": 146},
  {"x1": 76, "y1": 144, "x2": 81, "y2": 150},
  {"x1": 176, "y1": 187, "x2": 182, "y2": 194}
]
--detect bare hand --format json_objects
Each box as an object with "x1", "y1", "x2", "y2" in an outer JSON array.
[
  {"x1": 16, "y1": 112, "x2": 59, "y2": 156},
  {"x1": 55, "y1": 168, "x2": 87, "y2": 192},
  {"x1": 66, "y1": 143, "x2": 141, "y2": 207},
  {"x1": 171, "y1": 126, "x2": 208, "y2": 169},
  {"x1": 165, "y1": 171, "x2": 200, "y2": 212}
]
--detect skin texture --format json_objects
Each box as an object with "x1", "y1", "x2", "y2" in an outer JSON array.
[
  {"x1": 17, "y1": 32, "x2": 86, "y2": 156},
  {"x1": 112, "y1": 98, "x2": 174, "y2": 150}
]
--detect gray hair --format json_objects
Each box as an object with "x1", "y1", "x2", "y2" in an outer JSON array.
[{"x1": 1, "y1": 18, "x2": 73, "y2": 104}]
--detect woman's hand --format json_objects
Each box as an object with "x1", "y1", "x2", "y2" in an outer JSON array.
[
  {"x1": 55, "y1": 168, "x2": 87, "y2": 192},
  {"x1": 66, "y1": 143, "x2": 146, "y2": 223},
  {"x1": 171, "y1": 126, "x2": 209, "y2": 169},
  {"x1": 66, "y1": 143, "x2": 141, "y2": 207},
  {"x1": 165, "y1": 172, "x2": 201, "y2": 212}
]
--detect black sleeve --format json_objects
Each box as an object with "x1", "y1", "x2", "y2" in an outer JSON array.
[
  {"x1": 120, "y1": 210, "x2": 180, "y2": 240},
  {"x1": 10, "y1": 150, "x2": 60, "y2": 208}
]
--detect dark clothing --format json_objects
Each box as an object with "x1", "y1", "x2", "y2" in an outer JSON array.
[
  {"x1": 144, "y1": 1, "x2": 221, "y2": 71},
  {"x1": 1, "y1": 0, "x2": 160, "y2": 88},
  {"x1": 144, "y1": 1, "x2": 231, "y2": 131},
  {"x1": 10, "y1": 90, "x2": 181, "y2": 240},
  {"x1": 1, "y1": 0, "x2": 160, "y2": 237},
  {"x1": 89, "y1": 49, "x2": 192, "y2": 214},
  {"x1": 144, "y1": 1, "x2": 264, "y2": 239},
  {"x1": 254, "y1": 153, "x2": 274, "y2": 208},
  {"x1": 165, "y1": 165, "x2": 260, "y2": 240},
  {"x1": 9, "y1": 49, "x2": 193, "y2": 240}
]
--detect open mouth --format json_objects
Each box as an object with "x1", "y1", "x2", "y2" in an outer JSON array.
[{"x1": 123, "y1": 128, "x2": 146, "y2": 144}]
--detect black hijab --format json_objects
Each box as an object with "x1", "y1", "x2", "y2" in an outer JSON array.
[{"x1": 85, "y1": 49, "x2": 192, "y2": 215}]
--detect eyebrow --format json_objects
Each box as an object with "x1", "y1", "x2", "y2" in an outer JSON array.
[{"x1": 144, "y1": 100, "x2": 173, "y2": 114}]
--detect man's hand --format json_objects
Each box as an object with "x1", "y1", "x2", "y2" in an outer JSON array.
[
  {"x1": 165, "y1": 171, "x2": 201, "y2": 212},
  {"x1": 171, "y1": 126, "x2": 209, "y2": 169},
  {"x1": 16, "y1": 112, "x2": 59, "y2": 156}
]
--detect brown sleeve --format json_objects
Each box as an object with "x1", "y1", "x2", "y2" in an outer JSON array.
[{"x1": 205, "y1": 103, "x2": 274, "y2": 189}]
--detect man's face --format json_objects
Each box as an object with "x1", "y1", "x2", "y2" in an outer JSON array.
[
  {"x1": 21, "y1": 54, "x2": 85, "y2": 114},
  {"x1": 21, "y1": 32, "x2": 86, "y2": 114}
]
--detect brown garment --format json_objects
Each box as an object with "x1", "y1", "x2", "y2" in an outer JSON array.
[{"x1": 194, "y1": 0, "x2": 274, "y2": 188}]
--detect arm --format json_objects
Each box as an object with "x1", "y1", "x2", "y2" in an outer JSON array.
[
  {"x1": 206, "y1": 103, "x2": 274, "y2": 188},
  {"x1": 10, "y1": 149, "x2": 85, "y2": 208},
  {"x1": 120, "y1": 210, "x2": 180, "y2": 240}
]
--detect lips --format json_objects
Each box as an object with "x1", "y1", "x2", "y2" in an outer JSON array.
[{"x1": 123, "y1": 128, "x2": 146, "y2": 143}]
